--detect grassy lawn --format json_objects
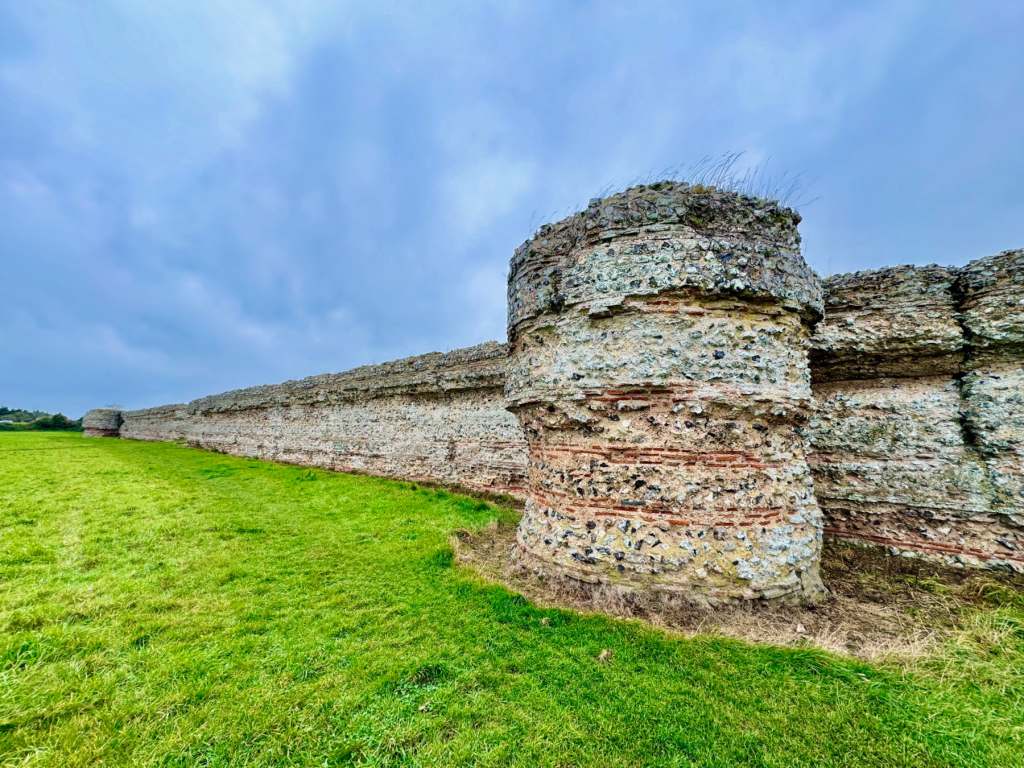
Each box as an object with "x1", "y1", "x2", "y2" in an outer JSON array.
[{"x1": 1, "y1": 432, "x2": 1022, "y2": 767}]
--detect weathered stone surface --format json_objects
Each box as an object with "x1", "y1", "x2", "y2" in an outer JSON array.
[
  {"x1": 82, "y1": 408, "x2": 123, "y2": 437},
  {"x1": 957, "y1": 249, "x2": 1024, "y2": 352},
  {"x1": 190, "y1": 342, "x2": 510, "y2": 412},
  {"x1": 958, "y1": 249, "x2": 1024, "y2": 547},
  {"x1": 119, "y1": 343, "x2": 527, "y2": 498},
  {"x1": 508, "y1": 181, "x2": 823, "y2": 337},
  {"x1": 809, "y1": 376, "x2": 1006, "y2": 568},
  {"x1": 118, "y1": 404, "x2": 190, "y2": 441},
  {"x1": 960, "y1": 364, "x2": 1024, "y2": 524},
  {"x1": 810, "y1": 265, "x2": 963, "y2": 381},
  {"x1": 507, "y1": 183, "x2": 825, "y2": 605},
  {"x1": 809, "y1": 255, "x2": 1024, "y2": 572}
]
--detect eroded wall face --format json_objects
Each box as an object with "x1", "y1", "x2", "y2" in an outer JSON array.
[
  {"x1": 809, "y1": 255, "x2": 1024, "y2": 572},
  {"x1": 84, "y1": 216, "x2": 1021, "y2": 581},
  {"x1": 117, "y1": 343, "x2": 528, "y2": 499},
  {"x1": 959, "y1": 249, "x2": 1024, "y2": 556},
  {"x1": 82, "y1": 407, "x2": 123, "y2": 437},
  {"x1": 810, "y1": 376, "x2": 998, "y2": 562},
  {"x1": 119, "y1": 405, "x2": 189, "y2": 442},
  {"x1": 962, "y1": 366, "x2": 1024, "y2": 516},
  {"x1": 506, "y1": 183, "x2": 825, "y2": 604}
]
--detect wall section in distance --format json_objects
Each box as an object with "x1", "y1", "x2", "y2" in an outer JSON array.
[{"x1": 116, "y1": 342, "x2": 528, "y2": 499}]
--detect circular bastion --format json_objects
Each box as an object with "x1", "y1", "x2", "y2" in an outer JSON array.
[{"x1": 505, "y1": 181, "x2": 825, "y2": 605}]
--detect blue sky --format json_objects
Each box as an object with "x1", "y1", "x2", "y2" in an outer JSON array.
[{"x1": 2, "y1": 2, "x2": 1022, "y2": 417}]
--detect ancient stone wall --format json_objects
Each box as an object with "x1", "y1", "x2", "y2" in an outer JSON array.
[
  {"x1": 118, "y1": 404, "x2": 190, "y2": 442},
  {"x1": 114, "y1": 342, "x2": 528, "y2": 498},
  {"x1": 808, "y1": 252, "x2": 1023, "y2": 572},
  {"x1": 957, "y1": 250, "x2": 1024, "y2": 562},
  {"x1": 82, "y1": 179, "x2": 1021, "y2": 584},
  {"x1": 82, "y1": 407, "x2": 123, "y2": 437},
  {"x1": 506, "y1": 182, "x2": 825, "y2": 604}
]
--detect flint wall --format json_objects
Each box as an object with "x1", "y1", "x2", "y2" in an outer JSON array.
[
  {"x1": 102, "y1": 342, "x2": 527, "y2": 499},
  {"x1": 82, "y1": 408, "x2": 122, "y2": 437},
  {"x1": 80, "y1": 180, "x2": 1022, "y2": 579},
  {"x1": 506, "y1": 182, "x2": 825, "y2": 604},
  {"x1": 808, "y1": 251, "x2": 1023, "y2": 572}
]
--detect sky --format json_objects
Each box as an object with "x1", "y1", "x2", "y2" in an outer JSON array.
[{"x1": 2, "y1": 2, "x2": 1022, "y2": 417}]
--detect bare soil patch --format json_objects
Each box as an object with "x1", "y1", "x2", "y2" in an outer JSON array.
[{"x1": 452, "y1": 517, "x2": 1024, "y2": 660}]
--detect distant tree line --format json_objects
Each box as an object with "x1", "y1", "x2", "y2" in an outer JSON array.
[{"x1": 0, "y1": 406, "x2": 82, "y2": 431}]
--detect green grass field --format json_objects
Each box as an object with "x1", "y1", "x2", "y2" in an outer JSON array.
[{"x1": 1, "y1": 432, "x2": 1022, "y2": 767}]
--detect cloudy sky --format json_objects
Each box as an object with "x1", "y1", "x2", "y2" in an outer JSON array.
[{"x1": 2, "y1": 2, "x2": 1021, "y2": 416}]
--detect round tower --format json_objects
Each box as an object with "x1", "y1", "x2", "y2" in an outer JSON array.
[{"x1": 505, "y1": 182, "x2": 825, "y2": 604}]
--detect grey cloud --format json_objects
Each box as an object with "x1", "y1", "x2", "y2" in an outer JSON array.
[{"x1": 1, "y1": 1, "x2": 1021, "y2": 416}]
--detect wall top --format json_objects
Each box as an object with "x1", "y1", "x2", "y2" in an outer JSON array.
[
  {"x1": 810, "y1": 249, "x2": 1024, "y2": 380},
  {"x1": 507, "y1": 181, "x2": 822, "y2": 337},
  {"x1": 956, "y1": 248, "x2": 1024, "y2": 351},
  {"x1": 811, "y1": 264, "x2": 964, "y2": 380},
  {"x1": 180, "y1": 341, "x2": 508, "y2": 415}
]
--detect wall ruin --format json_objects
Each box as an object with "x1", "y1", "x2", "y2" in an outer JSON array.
[
  {"x1": 808, "y1": 252, "x2": 1023, "y2": 571},
  {"x1": 104, "y1": 342, "x2": 527, "y2": 499},
  {"x1": 82, "y1": 407, "x2": 123, "y2": 437},
  {"x1": 82, "y1": 185, "x2": 1022, "y2": 591},
  {"x1": 958, "y1": 249, "x2": 1024, "y2": 535}
]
